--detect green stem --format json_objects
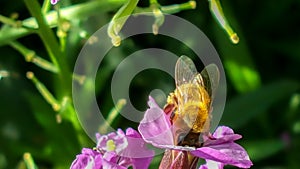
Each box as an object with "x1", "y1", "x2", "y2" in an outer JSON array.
[
  {"x1": 23, "y1": 153, "x2": 38, "y2": 169},
  {"x1": 209, "y1": 0, "x2": 239, "y2": 44},
  {"x1": 23, "y1": 0, "x2": 89, "y2": 146},
  {"x1": 55, "y1": 4, "x2": 68, "y2": 52},
  {"x1": 41, "y1": 0, "x2": 51, "y2": 14},
  {"x1": 9, "y1": 41, "x2": 58, "y2": 73},
  {"x1": 150, "y1": 0, "x2": 158, "y2": 5},
  {"x1": 23, "y1": 0, "x2": 61, "y2": 70},
  {"x1": 73, "y1": 74, "x2": 86, "y2": 84},
  {"x1": 0, "y1": 15, "x2": 22, "y2": 27},
  {"x1": 26, "y1": 72, "x2": 61, "y2": 111},
  {"x1": 0, "y1": 0, "x2": 126, "y2": 46},
  {"x1": 161, "y1": 1, "x2": 196, "y2": 14},
  {"x1": 134, "y1": 1, "x2": 196, "y2": 14},
  {"x1": 27, "y1": 71, "x2": 88, "y2": 145},
  {"x1": 24, "y1": 0, "x2": 72, "y2": 97},
  {"x1": 99, "y1": 99, "x2": 126, "y2": 133},
  {"x1": 107, "y1": 0, "x2": 139, "y2": 46},
  {"x1": 67, "y1": 104, "x2": 91, "y2": 146}
]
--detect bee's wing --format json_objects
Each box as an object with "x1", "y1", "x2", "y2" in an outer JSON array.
[
  {"x1": 175, "y1": 55, "x2": 198, "y2": 86},
  {"x1": 200, "y1": 64, "x2": 220, "y2": 101}
]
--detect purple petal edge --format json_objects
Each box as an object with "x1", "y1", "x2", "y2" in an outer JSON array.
[{"x1": 192, "y1": 143, "x2": 253, "y2": 168}]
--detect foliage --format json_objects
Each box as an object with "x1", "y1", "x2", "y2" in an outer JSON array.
[{"x1": 0, "y1": 0, "x2": 299, "y2": 168}]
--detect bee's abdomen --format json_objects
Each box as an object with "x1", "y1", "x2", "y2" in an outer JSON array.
[{"x1": 180, "y1": 101, "x2": 209, "y2": 133}]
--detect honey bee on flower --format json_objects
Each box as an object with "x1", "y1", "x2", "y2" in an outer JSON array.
[
  {"x1": 163, "y1": 55, "x2": 220, "y2": 148},
  {"x1": 138, "y1": 56, "x2": 252, "y2": 169}
]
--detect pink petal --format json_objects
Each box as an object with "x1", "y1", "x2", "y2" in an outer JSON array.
[
  {"x1": 138, "y1": 97, "x2": 174, "y2": 148},
  {"x1": 120, "y1": 128, "x2": 154, "y2": 169},
  {"x1": 213, "y1": 126, "x2": 236, "y2": 138},
  {"x1": 119, "y1": 128, "x2": 154, "y2": 158},
  {"x1": 96, "y1": 129, "x2": 128, "y2": 154},
  {"x1": 192, "y1": 142, "x2": 253, "y2": 168},
  {"x1": 130, "y1": 156, "x2": 154, "y2": 169},
  {"x1": 50, "y1": 0, "x2": 59, "y2": 5},
  {"x1": 70, "y1": 148, "x2": 103, "y2": 169},
  {"x1": 102, "y1": 159, "x2": 127, "y2": 169},
  {"x1": 125, "y1": 127, "x2": 140, "y2": 138},
  {"x1": 103, "y1": 152, "x2": 118, "y2": 163},
  {"x1": 147, "y1": 96, "x2": 172, "y2": 122},
  {"x1": 204, "y1": 126, "x2": 242, "y2": 146}
]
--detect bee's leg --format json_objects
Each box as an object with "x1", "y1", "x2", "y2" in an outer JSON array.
[
  {"x1": 164, "y1": 93, "x2": 172, "y2": 113},
  {"x1": 167, "y1": 92, "x2": 178, "y2": 106},
  {"x1": 198, "y1": 132, "x2": 210, "y2": 147},
  {"x1": 163, "y1": 103, "x2": 175, "y2": 115},
  {"x1": 177, "y1": 132, "x2": 201, "y2": 148},
  {"x1": 163, "y1": 103, "x2": 175, "y2": 125},
  {"x1": 176, "y1": 132, "x2": 186, "y2": 146},
  {"x1": 195, "y1": 142, "x2": 203, "y2": 148}
]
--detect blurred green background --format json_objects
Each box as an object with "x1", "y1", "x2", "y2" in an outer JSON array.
[{"x1": 0, "y1": 0, "x2": 300, "y2": 168}]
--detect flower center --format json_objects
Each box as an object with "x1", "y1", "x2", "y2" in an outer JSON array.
[{"x1": 106, "y1": 139, "x2": 116, "y2": 152}]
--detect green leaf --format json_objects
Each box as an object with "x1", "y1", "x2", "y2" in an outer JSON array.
[
  {"x1": 221, "y1": 80, "x2": 300, "y2": 128},
  {"x1": 242, "y1": 139, "x2": 285, "y2": 161}
]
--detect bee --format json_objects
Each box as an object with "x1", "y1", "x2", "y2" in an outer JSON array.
[
  {"x1": 164, "y1": 55, "x2": 220, "y2": 147},
  {"x1": 159, "y1": 56, "x2": 219, "y2": 169}
]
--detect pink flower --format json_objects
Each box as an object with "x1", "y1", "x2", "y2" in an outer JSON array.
[
  {"x1": 50, "y1": 0, "x2": 59, "y2": 5},
  {"x1": 70, "y1": 148, "x2": 102, "y2": 169},
  {"x1": 70, "y1": 128, "x2": 154, "y2": 169},
  {"x1": 138, "y1": 96, "x2": 253, "y2": 168}
]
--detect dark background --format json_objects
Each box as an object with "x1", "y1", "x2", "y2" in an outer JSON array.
[{"x1": 0, "y1": 0, "x2": 299, "y2": 168}]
